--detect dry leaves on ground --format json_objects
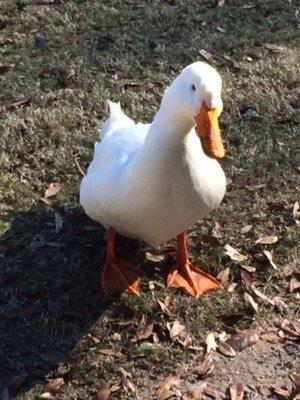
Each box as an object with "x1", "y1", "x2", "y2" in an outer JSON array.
[
  {"x1": 42, "y1": 183, "x2": 64, "y2": 204},
  {"x1": 43, "y1": 378, "x2": 64, "y2": 393},
  {"x1": 240, "y1": 224, "x2": 253, "y2": 234},
  {"x1": 194, "y1": 353, "x2": 215, "y2": 379},
  {"x1": 157, "y1": 375, "x2": 181, "y2": 400},
  {"x1": 145, "y1": 252, "x2": 165, "y2": 262},
  {"x1": 255, "y1": 236, "x2": 278, "y2": 245},
  {"x1": 199, "y1": 49, "x2": 213, "y2": 61},
  {"x1": 244, "y1": 292, "x2": 259, "y2": 312},
  {"x1": 120, "y1": 368, "x2": 136, "y2": 396},
  {"x1": 262, "y1": 249, "x2": 277, "y2": 269},
  {"x1": 263, "y1": 43, "x2": 286, "y2": 52},
  {"x1": 206, "y1": 332, "x2": 218, "y2": 353},
  {"x1": 157, "y1": 297, "x2": 172, "y2": 317},
  {"x1": 225, "y1": 244, "x2": 248, "y2": 262},
  {"x1": 226, "y1": 329, "x2": 259, "y2": 352},
  {"x1": 92, "y1": 381, "x2": 120, "y2": 400}
]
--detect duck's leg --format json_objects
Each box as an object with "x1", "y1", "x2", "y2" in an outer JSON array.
[
  {"x1": 100, "y1": 227, "x2": 141, "y2": 295},
  {"x1": 167, "y1": 232, "x2": 220, "y2": 298}
]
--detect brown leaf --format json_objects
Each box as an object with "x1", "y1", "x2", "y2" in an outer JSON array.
[
  {"x1": 260, "y1": 332, "x2": 283, "y2": 344},
  {"x1": 290, "y1": 372, "x2": 300, "y2": 391},
  {"x1": 168, "y1": 320, "x2": 186, "y2": 340},
  {"x1": 240, "y1": 270, "x2": 254, "y2": 287},
  {"x1": 131, "y1": 324, "x2": 154, "y2": 342},
  {"x1": 43, "y1": 183, "x2": 64, "y2": 199},
  {"x1": 212, "y1": 222, "x2": 222, "y2": 238},
  {"x1": 290, "y1": 276, "x2": 300, "y2": 292},
  {"x1": 244, "y1": 292, "x2": 259, "y2": 312},
  {"x1": 206, "y1": 332, "x2": 218, "y2": 353},
  {"x1": 217, "y1": 267, "x2": 230, "y2": 288},
  {"x1": 225, "y1": 244, "x2": 248, "y2": 262},
  {"x1": 157, "y1": 375, "x2": 181, "y2": 400},
  {"x1": 38, "y1": 393, "x2": 54, "y2": 400},
  {"x1": 218, "y1": 341, "x2": 236, "y2": 357},
  {"x1": 8, "y1": 374, "x2": 28, "y2": 394},
  {"x1": 250, "y1": 286, "x2": 274, "y2": 305},
  {"x1": 199, "y1": 49, "x2": 213, "y2": 61},
  {"x1": 229, "y1": 383, "x2": 244, "y2": 400},
  {"x1": 272, "y1": 296, "x2": 288, "y2": 313},
  {"x1": 194, "y1": 353, "x2": 215, "y2": 379},
  {"x1": 240, "y1": 224, "x2": 253, "y2": 234},
  {"x1": 157, "y1": 299, "x2": 172, "y2": 317},
  {"x1": 120, "y1": 369, "x2": 136, "y2": 395},
  {"x1": 255, "y1": 236, "x2": 278, "y2": 245},
  {"x1": 226, "y1": 329, "x2": 259, "y2": 352},
  {"x1": 263, "y1": 43, "x2": 286, "y2": 52},
  {"x1": 262, "y1": 250, "x2": 277, "y2": 269},
  {"x1": 98, "y1": 348, "x2": 123, "y2": 358},
  {"x1": 93, "y1": 382, "x2": 120, "y2": 400},
  {"x1": 44, "y1": 378, "x2": 64, "y2": 393},
  {"x1": 240, "y1": 265, "x2": 256, "y2": 273},
  {"x1": 7, "y1": 97, "x2": 32, "y2": 109},
  {"x1": 273, "y1": 386, "x2": 291, "y2": 397},
  {"x1": 145, "y1": 252, "x2": 165, "y2": 262}
]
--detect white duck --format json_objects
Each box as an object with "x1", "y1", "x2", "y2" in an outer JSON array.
[{"x1": 80, "y1": 62, "x2": 226, "y2": 298}]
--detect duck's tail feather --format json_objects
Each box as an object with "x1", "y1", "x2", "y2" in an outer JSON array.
[{"x1": 99, "y1": 100, "x2": 134, "y2": 139}]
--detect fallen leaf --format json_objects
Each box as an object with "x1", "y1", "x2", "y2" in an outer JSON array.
[
  {"x1": 98, "y1": 348, "x2": 123, "y2": 358},
  {"x1": 290, "y1": 276, "x2": 300, "y2": 292},
  {"x1": 119, "y1": 369, "x2": 136, "y2": 395},
  {"x1": 54, "y1": 212, "x2": 63, "y2": 234},
  {"x1": 194, "y1": 353, "x2": 215, "y2": 378},
  {"x1": 131, "y1": 324, "x2": 154, "y2": 342},
  {"x1": 44, "y1": 378, "x2": 64, "y2": 393},
  {"x1": 272, "y1": 296, "x2": 288, "y2": 313},
  {"x1": 157, "y1": 299, "x2": 172, "y2": 317},
  {"x1": 217, "y1": 267, "x2": 230, "y2": 288},
  {"x1": 292, "y1": 201, "x2": 299, "y2": 220},
  {"x1": 145, "y1": 252, "x2": 165, "y2": 262},
  {"x1": 199, "y1": 49, "x2": 213, "y2": 61},
  {"x1": 263, "y1": 249, "x2": 277, "y2": 269},
  {"x1": 212, "y1": 222, "x2": 222, "y2": 238},
  {"x1": 43, "y1": 183, "x2": 64, "y2": 199},
  {"x1": 226, "y1": 329, "x2": 259, "y2": 352},
  {"x1": 273, "y1": 386, "x2": 291, "y2": 397},
  {"x1": 240, "y1": 224, "x2": 253, "y2": 234},
  {"x1": 263, "y1": 43, "x2": 286, "y2": 52},
  {"x1": 7, "y1": 97, "x2": 32, "y2": 109},
  {"x1": 290, "y1": 372, "x2": 300, "y2": 391},
  {"x1": 186, "y1": 382, "x2": 207, "y2": 400},
  {"x1": 225, "y1": 244, "x2": 248, "y2": 262},
  {"x1": 240, "y1": 270, "x2": 254, "y2": 287},
  {"x1": 240, "y1": 265, "x2": 256, "y2": 273},
  {"x1": 157, "y1": 375, "x2": 181, "y2": 400},
  {"x1": 244, "y1": 292, "x2": 259, "y2": 312},
  {"x1": 167, "y1": 320, "x2": 186, "y2": 340},
  {"x1": 38, "y1": 393, "x2": 54, "y2": 400},
  {"x1": 8, "y1": 374, "x2": 28, "y2": 394},
  {"x1": 93, "y1": 382, "x2": 120, "y2": 400},
  {"x1": 250, "y1": 286, "x2": 274, "y2": 305},
  {"x1": 218, "y1": 0, "x2": 225, "y2": 6},
  {"x1": 260, "y1": 332, "x2": 283, "y2": 344},
  {"x1": 246, "y1": 184, "x2": 266, "y2": 191},
  {"x1": 218, "y1": 341, "x2": 236, "y2": 357},
  {"x1": 255, "y1": 236, "x2": 278, "y2": 245},
  {"x1": 229, "y1": 383, "x2": 244, "y2": 400},
  {"x1": 206, "y1": 332, "x2": 218, "y2": 353}
]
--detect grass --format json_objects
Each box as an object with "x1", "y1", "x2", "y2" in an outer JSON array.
[{"x1": 0, "y1": 0, "x2": 299, "y2": 398}]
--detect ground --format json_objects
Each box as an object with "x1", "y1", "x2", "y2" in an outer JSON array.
[{"x1": 0, "y1": 0, "x2": 299, "y2": 399}]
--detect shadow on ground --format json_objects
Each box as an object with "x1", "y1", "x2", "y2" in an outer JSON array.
[{"x1": 0, "y1": 205, "x2": 142, "y2": 394}]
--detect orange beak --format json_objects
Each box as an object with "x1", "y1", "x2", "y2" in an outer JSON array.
[{"x1": 194, "y1": 103, "x2": 225, "y2": 160}]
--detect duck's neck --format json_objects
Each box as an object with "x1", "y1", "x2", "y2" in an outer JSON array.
[{"x1": 148, "y1": 105, "x2": 195, "y2": 144}]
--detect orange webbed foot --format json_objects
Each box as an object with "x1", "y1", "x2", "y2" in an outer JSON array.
[
  {"x1": 101, "y1": 257, "x2": 141, "y2": 296},
  {"x1": 167, "y1": 260, "x2": 220, "y2": 298}
]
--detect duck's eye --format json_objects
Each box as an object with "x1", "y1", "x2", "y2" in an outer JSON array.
[{"x1": 191, "y1": 84, "x2": 196, "y2": 91}]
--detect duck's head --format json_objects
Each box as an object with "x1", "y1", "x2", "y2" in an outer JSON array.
[{"x1": 162, "y1": 62, "x2": 225, "y2": 160}]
